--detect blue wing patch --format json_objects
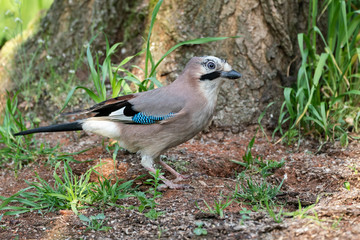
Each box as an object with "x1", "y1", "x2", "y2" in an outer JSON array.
[{"x1": 132, "y1": 112, "x2": 175, "y2": 124}]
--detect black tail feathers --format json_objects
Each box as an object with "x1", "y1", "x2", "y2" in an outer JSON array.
[{"x1": 14, "y1": 121, "x2": 83, "y2": 136}]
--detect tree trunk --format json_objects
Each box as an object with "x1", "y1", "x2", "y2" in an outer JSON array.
[{"x1": 6, "y1": 0, "x2": 309, "y2": 130}]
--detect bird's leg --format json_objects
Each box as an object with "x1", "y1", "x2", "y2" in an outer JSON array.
[
  {"x1": 159, "y1": 160, "x2": 190, "y2": 182},
  {"x1": 141, "y1": 155, "x2": 184, "y2": 189},
  {"x1": 145, "y1": 166, "x2": 185, "y2": 189}
]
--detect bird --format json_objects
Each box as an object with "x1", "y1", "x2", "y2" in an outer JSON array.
[{"x1": 15, "y1": 56, "x2": 242, "y2": 189}]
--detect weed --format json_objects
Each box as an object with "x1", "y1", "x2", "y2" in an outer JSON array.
[
  {"x1": 265, "y1": 199, "x2": 284, "y2": 223},
  {"x1": 0, "y1": 159, "x2": 138, "y2": 216},
  {"x1": 239, "y1": 207, "x2": 251, "y2": 225},
  {"x1": 79, "y1": 213, "x2": 111, "y2": 231},
  {"x1": 285, "y1": 197, "x2": 345, "y2": 229},
  {"x1": 283, "y1": 198, "x2": 320, "y2": 221},
  {"x1": 89, "y1": 176, "x2": 134, "y2": 208},
  {"x1": 234, "y1": 135, "x2": 257, "y2": 167},
  {"x1": 343, "y1": 181, "x2": 351, "y2": 191},
  {"x1": 145, "y1": 169, "x2": 163, "y2": 198},
  {"x1": 193, "y1": 221, "x2": 207, "y2": 236},
  {"x1": 105, "y1": 140, "x2": 121, "y2": 161},
  {"x1": 0, "y1": 214, "x2": 4, "y2": 229},
  {"x1": 331, "y1": 215, "x2": 343, "y2": 229},
  {"x1": 134, "y1": 169, "x2": 164, "y2": 219},
  {"x1": 234, "y1": 175, "x2": 284, "y2": 208},
  {"x1": 348, "y1": 165, "x2": 358, "y2": 174},
  {"x1": 232, "y1": 135, "x2": 285, "y2": 177},
  {"x1": 196, "y1": 193, "x2": 233, "y2": 219},
  {"x1": 157, "y1": 225, "x2": 167, "y2": 239}
]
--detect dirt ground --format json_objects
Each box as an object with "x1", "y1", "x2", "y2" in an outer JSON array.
[{"x1": 0, "y1": 126, "x2": 359, "y2": 239}]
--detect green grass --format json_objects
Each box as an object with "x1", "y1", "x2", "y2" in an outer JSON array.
[
  {"x1": 283, "y1": 197, "x2": 320, "y2": 220},
  {"x1": 0, "y1": 92, "x2": 61, "y2": 171},
  {"x1": 0, "y1": 160, "x2": 95, "y2": 215},
  {"x1": 234, "y1": 174, "x2": 284, "y2": 208},
  {"x1": 0, "y1": 159, "x2": 166, "y2": 219},
  {"x1": 231, "y1": 135, "x2": 286, "y2": 222},
  {"x1": 231, "y1": 135, "x2": 285, "y2": 178},
  {"x1": 274, "y1": 0, "x2": 360, "y2": 145},
  {"x1": 89, "y1": 174, "x2": 135, "y2": 207},
  {"x1": 196, "y1": 193, "x2": 233, "y2": 219}
]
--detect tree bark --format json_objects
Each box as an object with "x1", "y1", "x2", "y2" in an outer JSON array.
[{"x1": 7, "y1": 0, "x2": 309, "y2": 130}]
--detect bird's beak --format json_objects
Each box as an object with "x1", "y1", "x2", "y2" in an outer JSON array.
[{"x1": 221, "y1": 70, "x2": 242, "y2": 79}]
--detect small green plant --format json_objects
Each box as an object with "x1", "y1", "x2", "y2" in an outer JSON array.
[
  {"x1": 196, "y1": 193, "x2": 233, "y2": 219},
  {"x1": 283, "y1": 198, "x2": 320, "y2": 221},
  {"x1": 234, "y1": 135, "x2": 256, "y2": 167},
  {"x1": 193, "y1": 221, "x2": 207, "y2": 236},
  {"x1": 105, "y1": 140, "x2": 121, "y2": 161},
  {"x1": 134, "y1": 169, "x2": 164, "y2": 219},
  {"x1": 0, "y1": 214, "x2": 5, "y2": 230},
  {"x1": 145, "y1": 169, "x2": 163, "y2": 197},
  {"x1": 239, "y1": 207, "x2": 252, "y2": 225},
  {"x1": 89, "y1": 176, "x2": 135, "y2": 208},
  {"x1": 331, "y1": 215, "x2": 343, "y2": 229},
  {"x1": 265, "y1": 199, "x2": 284, "y2": 223},
  {"x1": 157, "y1": 225, "x2": 167, "y2": 239},
  {"x1": 232, "y1": 135, "x2": 285, "y2": 177},
  {"x1": 79, "y1": 213, "x2": 111, "y2": 231},
  {"x1": 348, "y1": 165, "x2": 358, "y2": 174},
  {"x1": 234, "y1": 175, "x2": 284, "y2": 208},
  {"x1": 62, "y1": 35, "x2": 140, "y2": 106},
  {"x1": 343, "y1": 181, "x2": 351, "y2": 191}
]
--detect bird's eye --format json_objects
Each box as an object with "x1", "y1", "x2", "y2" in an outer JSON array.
[{"x1": 206, "y1": 61, "x2": 216, "y2": 70}]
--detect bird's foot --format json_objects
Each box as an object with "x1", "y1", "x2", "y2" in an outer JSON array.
[
  {"x1": 145, "y1": 166, "x2": 189, "y2": 190},
  {"x1": 159, "y1": 160, "x2": 189, "y2": 182},
  {"x1": 157, "y1": 182, "x2": 187, "y2": 191},
  {"x1": 174, "y1": 174, "x2": 190, "y2": 182}
]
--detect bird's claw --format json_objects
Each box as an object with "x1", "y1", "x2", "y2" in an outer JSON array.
[{"x1": 174, "y1": 174, "x2": 190, "y2": 182}]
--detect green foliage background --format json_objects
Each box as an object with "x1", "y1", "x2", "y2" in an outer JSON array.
[{"x1": 0, "y1": 0, "x2": 53, "y2": 47}]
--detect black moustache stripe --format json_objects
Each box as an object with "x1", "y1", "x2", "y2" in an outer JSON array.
[{"x1": 200, "y1": 71, "x2": 221, "y2": 81}]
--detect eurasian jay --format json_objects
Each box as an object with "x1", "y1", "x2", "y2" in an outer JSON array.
[{"x1": 15, "y1": 56, "x2": 242, "y2": 189}]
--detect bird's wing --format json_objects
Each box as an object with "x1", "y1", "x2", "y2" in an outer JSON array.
[{"x1": 66, "y1": 89, "x2": 186, "y2": 125}]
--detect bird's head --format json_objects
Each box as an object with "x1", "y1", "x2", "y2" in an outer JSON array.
[
  {"x1": 180, "y1": 56, "x2": 242, "y2": 97},
  {"x1": 198, "y1": 56, "x2": 241, "y2": 81}
]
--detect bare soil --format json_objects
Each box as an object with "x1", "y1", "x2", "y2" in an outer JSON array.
[{"x1": 0, "y1": 126, "x2": 359, "y2": 239}]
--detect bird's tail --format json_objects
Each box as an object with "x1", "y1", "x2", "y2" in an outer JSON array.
[{"x1": 14, "y1": 121, "x2": 83, "y2": 136}]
